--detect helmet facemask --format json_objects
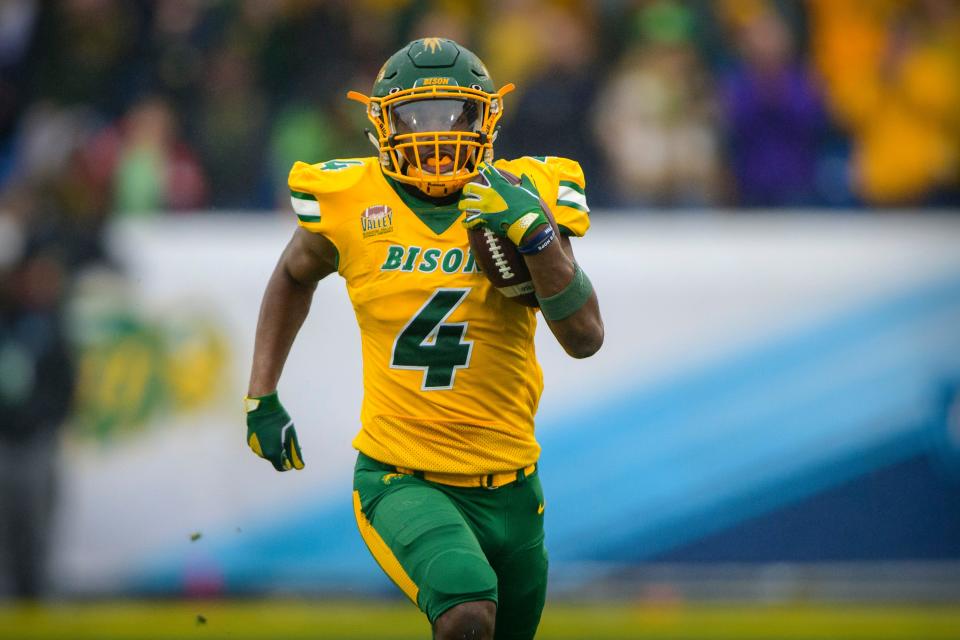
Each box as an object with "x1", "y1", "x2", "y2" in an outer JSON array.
[{"x1": 349, "y1": 83, "x2": 514, "y2": 198}]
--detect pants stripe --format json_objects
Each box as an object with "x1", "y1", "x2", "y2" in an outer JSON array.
[{"x1": 352, "y1": 490, "x2": 419, "y2": 604}]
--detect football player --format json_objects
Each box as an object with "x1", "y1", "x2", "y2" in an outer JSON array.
[{"x1": 246, "y1": 38, "x2": 603, "y2": 640}]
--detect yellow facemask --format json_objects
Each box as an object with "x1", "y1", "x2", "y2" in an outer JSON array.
[{"x1": 348, "y1": 83, "x2": 515, "y2": 198}]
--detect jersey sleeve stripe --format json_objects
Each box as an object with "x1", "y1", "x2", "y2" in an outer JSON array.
[
  {"x1": 557, "y1": 200, "x2": 589, "y2": 213},
  {"x1": 290, "y1": 189, "x2": 317, "y2": 201},
  {"x1": 291, "y1": 195, "x2": 321, "y2": 222},
  {"x1": 557, "y1": 187, "x2": 589, "y2": 212},
  {"x1": 558, "y1": 179, "x2": 585, "y2": 195}
]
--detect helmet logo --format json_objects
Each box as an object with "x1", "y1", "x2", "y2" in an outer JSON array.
[
  {"x1": 422, "y1": 37, "x2": 443, "y2": 53},
  {"x1": 412, "y1": 77, "x2": 458, "y2": 88}
]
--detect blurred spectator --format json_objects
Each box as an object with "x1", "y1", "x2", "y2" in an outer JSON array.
[
  {"x1": 811, "y1": 0, "x2": 960, "y2": 205},
  {"x1": 592, "y1": 0, "x2": 722, "y2": 206},
  {"x1": 10, "y1": 102, "x2": 99, "y2": 191},
  {"x1": 408, "y1": 1, "x2": 472, "y2": 48},
  {"x1": 147, "y1": 0, "x2": 208, "y2": 110},
  {"x1": 497, "y1": 4, "x2": 604, "y2": 194},
  {"x1": 3, "y1": 103, "x2": 112, "y2": 266},
  {"x1": 0, "y1": 0, "x2": 956, "y2": 212},
  {"x1": 479, "y1": 0, "x2": 551, "y2": 91},
  {"x1": 28, "y1": 0, "x2": 146, "y2": 116},
  {"x1": 268, "y1": 102, "x2": 344, "y2": 205},
  {"x1": 87, "y1": 97, "x2": 207, "y2": 216},
  {"x1": 0, "y1": 0, "x2": 38, "y2": 148},
  {"x1": 194, "y1": 44, "x2": 269, "y2": 209},
  {"x1": 721, "y1": 5, "x2": 829, "y2": 206},
  {"x1": 0, "y1": 216, "x2": 75, "y2": 600}
]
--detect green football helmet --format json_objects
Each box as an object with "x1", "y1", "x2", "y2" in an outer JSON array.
[{"x1": 348, "y1": 38, "x2": 515, "y2": 197}]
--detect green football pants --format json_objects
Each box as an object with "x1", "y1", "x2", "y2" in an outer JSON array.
[{"x1": 352, "y1": 452, "x2": 548, "y2": 640}]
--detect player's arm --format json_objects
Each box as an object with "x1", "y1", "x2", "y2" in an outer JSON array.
[
  {"x1": 248, "y1": 227, "x2": 337, "y2": 396},
  {"x1": 460, "y1": 163, "x2": 603, "y2": 359},
  {"x1": 245, "y1": 227, "x2": 337, "y2": 471},
  {"x1": 523, "y1": 232, "x2": 603, "y2": 358}
]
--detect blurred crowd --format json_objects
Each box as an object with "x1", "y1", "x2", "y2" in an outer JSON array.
[{"x1": 0, "y1": 0, "x2": 958, "y2": 230}]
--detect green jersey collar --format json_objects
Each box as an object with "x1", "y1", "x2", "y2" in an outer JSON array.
[{"x1": 385, "y1": 175, "x2": 463, "y2": 236}]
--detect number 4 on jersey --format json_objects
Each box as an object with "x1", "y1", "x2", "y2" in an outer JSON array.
[{"x1": 391, "y1": 288, "x2": 473, "y2": 390}]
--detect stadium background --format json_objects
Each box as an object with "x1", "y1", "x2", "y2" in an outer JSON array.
[{"x1": 0, "y1": 1, "x2": 959, "y2": 638}]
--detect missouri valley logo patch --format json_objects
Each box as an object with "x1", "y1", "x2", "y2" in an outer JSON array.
[{"x1": 361, "y1": 205, "x2": 394, "y2": 238}]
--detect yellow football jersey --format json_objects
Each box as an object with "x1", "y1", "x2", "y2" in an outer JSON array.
[{"x1": 288, "y1": 156, "x2": 590, "y2": 474}]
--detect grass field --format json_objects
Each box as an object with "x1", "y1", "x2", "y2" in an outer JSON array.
[{"x1": 1, "y1": 600, "x2": 959, "y2": 640}]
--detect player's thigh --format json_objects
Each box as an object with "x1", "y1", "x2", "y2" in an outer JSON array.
[
  {"x1": 492, "y1": 475, "x2": 548, "y2": 640},
  {"x1": 354, "y1": 459, "x2": 498, "y2": 623},
  {"x1": 493, "y1": 541, "x2": 548, "y2": 640}
]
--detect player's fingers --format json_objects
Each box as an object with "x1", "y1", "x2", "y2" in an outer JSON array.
[
  {"x1": 473, "y1": 164, "x2": 497, "y2": 187},
  {"x1": 488, "y1": 166, "x2": 515, "y2": 189},
  {"x1": 286, "y1": 431, "x2": 305, "y2": 470},
  {"x1": 249, "y1": 433, "x2": 285, "y2": 470},
  {"x1": 270, "y1": 453, "x2": 288, "y2": 472},
  {"x1": 462, "y1": 213, "x2": 485, "y2": 227},
  {"x1": 247, "y1": 433, "x2": 265, "y2": 458},
  {"x1": 457, "y1": 196, "x2": 483, "y2": 212},
  {"x1": 458, "y1": 202, "x2": 484, "y2": 216},
  {"x1": 519, "y1": 173, "x2": 539, "y2": 193},
  {"x1": 461, "y1": 183, "x2": 486, "y2": 198},
  {"x1": 254, "y1": 435, "x2": 286, "y2": 471},
  {"x1": 478, "y1": 163, "x2": 501, "y2": 182}
]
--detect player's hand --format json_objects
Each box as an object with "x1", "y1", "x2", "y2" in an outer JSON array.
[
  {"x1": 459, "y1": 163, "x2": 549, "y2": 246},
  {"x1": 244, "y1": 392, "x2": 305, "y2": 472}
]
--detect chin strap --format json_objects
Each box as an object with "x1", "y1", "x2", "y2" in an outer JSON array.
[
  {"x1": 364, "y1": 129, "x2": 391, "y2": 169},
  {"x1": 484, "y1": 130, "x2": 499, "y2": 163},
  {"x1": 365, "y1": 129, "x2": 379, "y2": 150}
]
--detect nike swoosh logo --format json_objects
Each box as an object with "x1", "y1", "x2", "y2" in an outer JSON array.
[{"x1": 537, "y1": 503, "x2": 545, "y2": 515}]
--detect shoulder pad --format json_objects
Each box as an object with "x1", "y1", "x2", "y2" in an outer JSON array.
[
  {"x1": 493, "y1": 156, "x2": 550, "y2": 181},
  {"x1": 288, "y1": 158, "x2": 377, "y2": 234},
  {"x1": 543, "y1": 157, "x2": 586, "y2": 189},
  {"x1": 288, "y1": 158, "x2": 375, "y2": 197}
]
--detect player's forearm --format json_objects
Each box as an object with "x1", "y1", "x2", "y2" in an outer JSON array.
[
  {"x1": 247, "y1": 260, "x2": 317, "y2": 397},
  {"x1": 524, "y1": 230, "x2": 604, "y2": 359}
]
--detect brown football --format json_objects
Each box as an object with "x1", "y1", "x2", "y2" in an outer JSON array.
[{"x1": 465, "y1": 167, "x2": 556, "y2": 307}]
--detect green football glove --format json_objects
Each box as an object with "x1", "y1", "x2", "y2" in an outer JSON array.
[
  {"x1": 459, "y1": 163, "x2": 549, "y2": 246},
  {"x1": 244, "y1": 392, "x2": 304, "y2": 472}
]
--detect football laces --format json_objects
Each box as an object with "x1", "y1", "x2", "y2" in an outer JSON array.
[{"x1": 483, "y1": 227, "x2": 514, "y2": 280}]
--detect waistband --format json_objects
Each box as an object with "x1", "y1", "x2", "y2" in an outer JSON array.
[{"x1": 394, "y1": 463, "x2": 538, "y2": 489}]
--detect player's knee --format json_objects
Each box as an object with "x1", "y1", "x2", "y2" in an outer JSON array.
[
  {"x1": 433, "y1": 600, "x2": 496, "y2": 640},
  {"x1": 420, "y1": 548, "x2": 498, "y2": 629},
  {"x1": 423, "y1": 548, "x2": 497, "y2": 599}
]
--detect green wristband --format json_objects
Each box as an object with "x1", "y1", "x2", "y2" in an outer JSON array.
[{"x1": 537, "y1": 263, "x2": 593, "y2": 321}]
